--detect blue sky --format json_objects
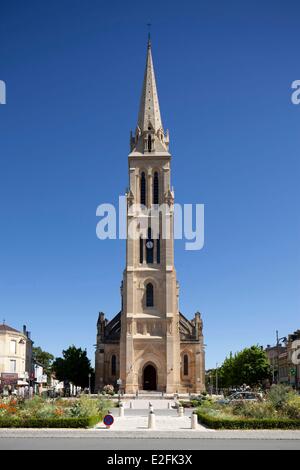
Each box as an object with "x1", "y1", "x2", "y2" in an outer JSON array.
[{"x1": 0, "y1": 0, "x2": 299, "y2": 369}]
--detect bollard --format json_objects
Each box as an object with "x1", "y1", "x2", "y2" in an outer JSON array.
[
  {"x1": 191, "y1": 412, "x2": 198, "y2": 429},
  {"x1": 168, "y1": 402, "x2": 172, "y2": 409},
  {"x1": 148, "y1": 411, "x2": 156, "y2": 429},
  {"x1": 119, "y1": 403, "x2": 124, "y2": 417},
  {"x1": 178, "y1": 406, "x2": 184, "y2": 417},
  {"x1": 130, "y1": 401, "x2": 134, "y2": 409}
]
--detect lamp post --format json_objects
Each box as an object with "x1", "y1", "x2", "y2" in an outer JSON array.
[
  {"x1": 88, "y1": 373, "x2": 91, "y2": 395},
  {"x1": 117, "y1": 378, "x2": 122, "y2": 394},
  {"x1": 276, "y1": 331, "x2": 287, "y2": 384},
  {"x1": 209, "y1": 371, "x2": 213, "y2": 396},
  {"x1": 215, "y1": 363, "x2": 218, "y2": 396}
]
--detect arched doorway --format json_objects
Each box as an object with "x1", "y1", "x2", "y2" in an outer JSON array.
[{"x1": 143, "y1": 364, "x2": 157, "y2": 390}]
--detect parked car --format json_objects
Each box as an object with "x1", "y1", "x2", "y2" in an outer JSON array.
[{"x1": 217, "y1": 391, "x2": 263, "y2": 404}]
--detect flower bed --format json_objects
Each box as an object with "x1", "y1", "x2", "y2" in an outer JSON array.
[
  {"x1": 197, "y1": 385, "x2": 300, "y2": 429},
  {"x1": 0, "y1": 395, "x2": 112, "y2": 428}
]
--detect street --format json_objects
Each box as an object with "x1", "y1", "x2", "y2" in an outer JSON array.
[{"x1": 0, "y1": 432, "x2": 300, "y2": 450}]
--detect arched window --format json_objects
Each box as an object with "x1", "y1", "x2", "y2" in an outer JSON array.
[
  {"x1": 156, "y1": 236, "x2": 160, "y2": 264},
  {"x1": 148, "y1": 134, "x2": 152, "y2": 152},
  {"x1": 183, "y1": 354, "x2": 189, "y2": 376},
  {"x1": 111, "y1": 355, "x2": 116, "y2": 376},
  {"x1": 146, "y1": 283, "x2": 154, "y2": 307},
  {"x1": 153, "y1": 172, "x2": 159, "y2": 204},
  {"x1": 139, "y1": 236, "x2": 143, "y2": 263},
  {"x1": 146, "y1": 227, "x2": 154, "y2": 264},
  {"x1": 140, "y1": 172, "x2": 146, "y2": 206}
]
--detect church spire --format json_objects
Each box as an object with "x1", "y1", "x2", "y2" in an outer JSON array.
[
  {"x1": 130, "y1": 38, "x2": 169, "y2": 153},
  {"x1": 137, "y1": 37, "x2": 163, "y2": 133}
]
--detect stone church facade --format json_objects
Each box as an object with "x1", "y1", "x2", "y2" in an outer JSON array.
[{"x1": 95, "y1": 39, "x2": 205, "y2": 394}]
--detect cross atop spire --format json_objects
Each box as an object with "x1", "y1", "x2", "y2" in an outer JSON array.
[
  {"x1": 147, "y1": 22, "x2": 151, "y2": 45},
  {"x1": 130, "y1": 38, "x2": 169, "y2": 154}
]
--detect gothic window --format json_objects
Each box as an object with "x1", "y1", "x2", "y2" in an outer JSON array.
[
  {"x1": 140, "y1": 172, "x2": 146, "y2": 206},
  {"x1": 146, "y1": 283, "x2": 154, "y2": 307},
  {"x1": 153, "y1": 171, "x2": 159, "y2": 204},
  {"x1": 183, "y1": 354, "x2": 189, "y2": 376},
  {"x1": 111, "y1": 355, "x2": 116, "y2": 376},
  {"x1": 157, "y1": 235, "x2": 160, "y2": 264},
  {"x1": 146, "y1": 227, "x2": 154, "y2": 263},
  {"x1": 140, "y1": 236, "x2": 143, "y2": 263},
  {"x1": 148, "y1": 134, "x2": 152, "y2": 152}
]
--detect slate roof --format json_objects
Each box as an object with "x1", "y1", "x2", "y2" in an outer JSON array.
[{"x1": 0, "y1": 324, "x2": 21, "y2": 334}]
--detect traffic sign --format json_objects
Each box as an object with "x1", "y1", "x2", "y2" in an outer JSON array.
[{"x1": 103, "y1": 414, "x2": 114, "y2": 428}]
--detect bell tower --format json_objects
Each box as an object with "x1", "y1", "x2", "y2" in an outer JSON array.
[
  {"x1": 94, "y1": 38, "x2": 205, "y2": 395},
  {"x1": 119, "y1": 38, "x2": 181, "y2": 393}
]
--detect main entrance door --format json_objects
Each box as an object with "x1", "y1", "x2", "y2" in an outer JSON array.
[{"x1": 143, "y1": 364, "x2": 157, "y2": 390}]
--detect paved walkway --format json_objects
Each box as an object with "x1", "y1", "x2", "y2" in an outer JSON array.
[
  {"x1": 115, "y1": 399, "x2": 178, "y2": 410},
  {"x1": 96, "y1": 399, "x2": 209, "y2": 433},
  {"x1": 92, "y1": 399, "x2": 300, "y2": 438},
  {"x1": 99, "y1": 412, "x2": 208, "y2": 432}
]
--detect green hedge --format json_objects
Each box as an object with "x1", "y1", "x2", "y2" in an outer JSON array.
[
  {"x1": 0, "y1": 415, "x2": 101, "y2": 428},
  {"x1": 197, "y1": 411, "x2": 300, "y2": 430}
]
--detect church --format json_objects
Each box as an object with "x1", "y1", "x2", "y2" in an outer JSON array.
[{"x1": 95, "y1": 38, "x2": 205, "y2": 394}]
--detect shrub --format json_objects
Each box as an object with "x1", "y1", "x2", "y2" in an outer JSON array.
[
  {"x1": 190, "y1": 400, "x2": 201, "y2": 408},
  {"x1": 70, "y1": 396, "x2": 99, "y2": 417},
  {"x1": 35, "y1": 404, "x2": 58, "y2": 419},
  {"x1": 197, "y1": 410, "x2": 300, "y2": 429},
  {"x1": 267, "y1": 384, "x2": 292, "y2": 410},
  {"x1": 0, "y1": 415, "x2": 100, "y2": 428},
  {"x1": 282, "y1": 395, "x2": 300, "y2": 419},
  {"x1": 70, "y1": 396, "x2": 112, "y2": 419},
  {"x1": 102, "y1": 385, "x2": 114, "y2": 396},
  {"x1": 21, "y1": 396, "x2": 45, "y2": 415},
  {"x1": 179, "y1": 401, "x2": 193, "y2": 408},
  {"x1": 98, "y1": 398, "x2": 113, "y2": 417},
  {"x1": 229, "y1": 401, "x2": 277, "y2": 419}
]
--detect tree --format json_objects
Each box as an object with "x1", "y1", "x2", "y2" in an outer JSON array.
[
  {"x1": 52, "y1": 345, "x2": 93, "y2": 388},
  {"x1": 32, "y1": 346, "x2": 54, "y2": 377},
  {"x1": 220, "y1": 352, "x2": 236, "y2": 388},
  {"x1": 220, "y1": 346, "x2": 271, "y2": 388},
  {"x1": 233, "y1": 346, "x2": 271, "y2": 387}
]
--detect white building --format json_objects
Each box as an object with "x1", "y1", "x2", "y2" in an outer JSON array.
[{"x1": 0, "y1": 323, "x2": 32, "y2": 393}]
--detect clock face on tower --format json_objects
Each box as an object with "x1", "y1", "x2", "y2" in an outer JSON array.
[{"x1": 146, "y1": 240, "x2": 154, "y2": 249}]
